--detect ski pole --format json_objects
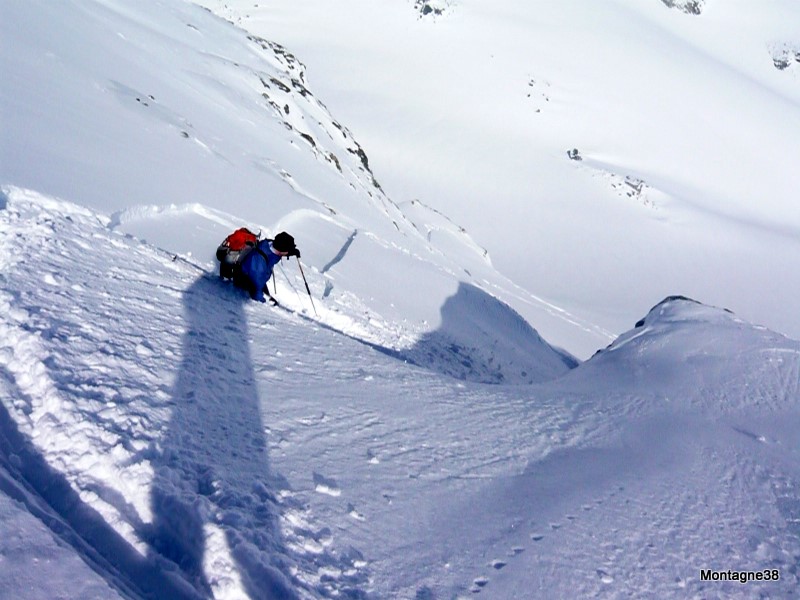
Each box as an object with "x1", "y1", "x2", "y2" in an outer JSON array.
[{"x1": 296, "y1": 258, "x2": 318, "y2": 316}]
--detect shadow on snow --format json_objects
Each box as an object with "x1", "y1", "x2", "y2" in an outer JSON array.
[
  {"x1": 0, "y1": 366, "x2": 201, "y2": 600},
  {"x1": 285, "y1": 281, "x2": 576, "y2": 385},
  {"x1": 146, "y1": 275, "x2": 298, "y2": 598},
  {"x1": 401, "y1": 283, "x2": 577, "y2": 384}
]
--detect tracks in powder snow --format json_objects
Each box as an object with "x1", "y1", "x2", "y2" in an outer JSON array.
[
  {"x1": 220, "y1": 296, "x2": 800, "y2": 600},
  {"x1": 0, "y1": 189, "x2": 371, "y2": 599},
  {"x1": 4, "y1": 189, "x2": 800, "y2": 599},
  {"x1": 453, "y1": 409, "x2": 800, "y2": 599}
]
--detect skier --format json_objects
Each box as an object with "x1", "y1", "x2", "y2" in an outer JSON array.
[{"x1": 233, "y1": 231, "x2": 300, "y2": 303}]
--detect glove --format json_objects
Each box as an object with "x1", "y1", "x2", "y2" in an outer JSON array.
[{"x1": 290, "y1": 248, "x2": 301, "y2": 258}]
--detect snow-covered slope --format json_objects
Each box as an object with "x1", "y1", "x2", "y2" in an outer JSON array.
[
  {"x1": 3, "y1": 1, "x2": 800, "y2": 599},
  {"x1": 0, "y1": 0, "x2": 606, "y2": 359},
  {"x1": 2, "y1": 190, "x2": 800, "y2": 599},
  {"x1": 215, "y1": 0, "x2": 800, "y2": 354}
]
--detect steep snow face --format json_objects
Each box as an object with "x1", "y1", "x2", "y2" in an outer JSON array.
[
  {"x1": 0, "y1": 189, "x2": 362, "y2": 599},
  {"x1": 0, "y1": 0, "x2": 402, "y2": 235},
  {"x1": 0, "y1": 0, "x2": 608, "y2": 358},
  {"x1": 2, "y1": 191, "x2": 800, "y2": 599},
  {"x1": 216, "y1": 0, "x2": 800, "y2": 354}
]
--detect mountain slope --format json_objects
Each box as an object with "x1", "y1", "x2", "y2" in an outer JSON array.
[
  {"x1": 2, "y1": 190, "x2": 800, "y2": 599},
  {"x1": 3, "y1": 1, "x2": 800, "y2": 598},
  {"x1": 215, "y1": 0, "x2": 800, "y2": 354},
  {"x1": 0, "y1": 0, "x2": 606, "y2": 359}
]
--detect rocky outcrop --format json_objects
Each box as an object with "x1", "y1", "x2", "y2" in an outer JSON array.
[{"x1": 661, "y1": 0, "x2": 705, "y2": 15}]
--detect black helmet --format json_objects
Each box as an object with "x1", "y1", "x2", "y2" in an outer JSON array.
[{"x1": 273, "y1": 231, "x2": 296, "y2": 253}]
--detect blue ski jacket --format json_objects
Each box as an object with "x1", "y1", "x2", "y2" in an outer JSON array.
[{"x1": 235, "y1": 239, "x2": 283, "y2": 302}]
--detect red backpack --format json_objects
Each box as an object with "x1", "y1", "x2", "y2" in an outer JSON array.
[
  {"x1": 221, "y1": 228, "x2": 257, "y2": 251},
  {"x1": 216, "y1": 228, "x2": 258, "y2": 278}
]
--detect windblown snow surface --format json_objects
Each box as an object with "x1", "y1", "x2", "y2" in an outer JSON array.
[
  {"x1": 2, "y1": 1, "x2": 800, "y2": 599},
  {"x1": 3, "y1": 189, "x2": 800, "y2": 599}
]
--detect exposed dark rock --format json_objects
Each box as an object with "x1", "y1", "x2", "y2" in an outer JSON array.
[
  {"x1": 348, "y1": 147, "x2": 371, "y2": 172},
  {"x1": 248, "y1": 36, "x2": 307, "y2": 84},
  {"x1": 269, "y1": 77, "x2": 290, "y2": 93},
  {"x1": 771, "y1": 46, "x2": 800, "y2": 71},
  {"x1": 300, "y1": 133, "x2": 316, "y2": 148},
  {"x1": 623, "y1": 176, "x2": 644, "y2": 197},
  {"x1": 415, "y1": 0, "x2": 445, "y2": 17},
  {"x1": 660, "y1": 0, "x2": 704, "y2": 15},
  {"x1": 328, "y1": 153, "x2": 342, "y2": 172},
  {"x1": 774, "y1": 57, "x2": 791, "y2": 70},
  {"x1": 291, "y1": 79, "x2": 310, "y2": 97}
]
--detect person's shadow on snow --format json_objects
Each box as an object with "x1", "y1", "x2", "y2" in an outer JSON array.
[{"x1": 148, "y1": 275, "x2": 297, "y2": 599}]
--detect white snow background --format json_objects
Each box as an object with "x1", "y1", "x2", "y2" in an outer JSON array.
[{"x1": 1, "y1": 1, "x2": 799, "y2": 598}]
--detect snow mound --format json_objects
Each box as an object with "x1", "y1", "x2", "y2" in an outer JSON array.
[
  {"x1": 404, "y1": 282, "x2": 576, "y2": 383},
  {"x1": 570, "y1": 295, "x2": 800, "y2": 412}
]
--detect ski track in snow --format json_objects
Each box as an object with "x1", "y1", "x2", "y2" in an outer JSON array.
[{"x1": 3, "y1": 188, "x2": 800, "y2": 599}]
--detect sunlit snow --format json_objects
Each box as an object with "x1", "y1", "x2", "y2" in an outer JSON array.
[{"x1": 2, "y1": 1, "x2": 799, "y2": 599}]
